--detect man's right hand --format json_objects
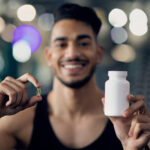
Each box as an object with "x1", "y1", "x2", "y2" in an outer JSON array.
[{"x1": 0, "y1": 73, "x2": 42, "y2": 118}]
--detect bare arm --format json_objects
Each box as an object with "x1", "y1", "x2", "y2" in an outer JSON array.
[
  {"x1": 0, "y1": 73, "x2": 42, "y2": 150},
  {"x1": 0, "y1": 127, "x2": 16, "y2": 150}
]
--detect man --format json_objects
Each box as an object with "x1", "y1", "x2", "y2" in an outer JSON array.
[{"x1": 0, "y1": 3, "x2": 150, "y2": 150}]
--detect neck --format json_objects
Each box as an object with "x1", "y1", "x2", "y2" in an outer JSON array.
[{"x1": 48, "y1": 76, "x2": 104, "y2": 119}]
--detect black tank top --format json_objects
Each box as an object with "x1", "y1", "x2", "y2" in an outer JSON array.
[{"x1": 28, "y1": 95, "x2": 123, "y2": 150}]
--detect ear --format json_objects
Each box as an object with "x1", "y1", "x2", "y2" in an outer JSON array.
[
  {"x1": 96, "y1": 45, "x2": 103, "y2": 64},
  {"x1": 44, "y1": 47, "x2": 52, "y2": 66}
]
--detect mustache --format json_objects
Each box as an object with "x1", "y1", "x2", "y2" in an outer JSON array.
[{"x1": 60, "y1": 58, "x2": 89, "y2": 63}]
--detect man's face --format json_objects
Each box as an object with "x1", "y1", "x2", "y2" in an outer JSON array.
[{"x1": 47, "y1": 19, "x2": 102, "y2": 88}]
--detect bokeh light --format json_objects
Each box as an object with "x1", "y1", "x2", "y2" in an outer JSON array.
[
  {"x1": 111, "y1": 27, "x2": 128, "y2": 44},
  {"x1": 1, "y1": 24, "x2": 16, "y2": 42},
  {"x1": 108, "y1": 8, "x2": 127, "y2": 27},
  {"x1": 111, "y1": 44, "x2": 136, "y2": 63},
  {"x1": 129, "y1": 22, "x2": 148, "y2": 36},
  {"x1": 38, "y1": 13, "x2": 54, "y2": 31},
  {"x1": 12, "y1": 40, "x2": 31, "y2": 63},
  {"x1": 129, "y1": 8, "x2": 148, "y2": 36},
  {"x1": 0, "y1": 17, "x2": 5, "y2": 33},
  {"x1": 12, "y1": 25, "x2": 41, "y2": 53},
  {"x1": 129, "y1": 8, "x2": 148, "y2": 24},
  {"x1": 17, "y1": 4, "x2": 36, "y2": 22}
]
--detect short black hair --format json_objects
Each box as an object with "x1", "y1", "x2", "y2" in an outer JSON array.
[{"x1": 53, "y1": 3, "x2": 102, "y2": 36}]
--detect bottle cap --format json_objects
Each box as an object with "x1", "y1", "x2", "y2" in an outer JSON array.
[{"x1": 108, "y1": 71, "x2": 127, "y2": 77}]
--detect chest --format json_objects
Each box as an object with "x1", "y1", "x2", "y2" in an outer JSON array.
[{"x1": 49, "y1": 116, "x2": 108, "y2": 149}]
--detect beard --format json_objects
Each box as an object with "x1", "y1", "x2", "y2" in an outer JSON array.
[{"x1": 55, "y1": 64, "x2": 96, "y2": 89}]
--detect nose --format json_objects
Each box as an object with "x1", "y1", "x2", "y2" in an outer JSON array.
[{"x1": 64, "y1": 44, "x2": 80, "y2": 59}]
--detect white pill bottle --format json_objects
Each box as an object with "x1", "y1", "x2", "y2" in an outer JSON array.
[{"x1": 104, "y1": 71, "x2": 130, "y2": 116}]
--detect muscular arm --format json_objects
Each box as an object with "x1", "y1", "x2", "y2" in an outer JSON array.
[
  {"x1": 0, "y1": 131, "x2": 16, "y2": 150},
  {"x1": 0, "y1": 73, "x2": 42, "y2": 149},
  {"x1": 0, "y1": 117, "x2": 17, "y2": 150},
  {"x1": 0, "y1": 105, "x2": 36, "y2": 150}
]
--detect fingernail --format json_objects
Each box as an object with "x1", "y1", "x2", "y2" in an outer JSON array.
[
  {"x1": 128, "y1": 131, "x2": 133, "y2": 137},
  {"x1": 38, "y1": 82, "x2": 41, "y2": 87},
  {"x1": 129, "y1": 94, "x2": 134, "y2": 98},
  {"x1": 6, "y1": 101, "x2": 11, "y2": 107},
  {"x1": 123, "y1": 111, "x2": 129, "y2": 117}
]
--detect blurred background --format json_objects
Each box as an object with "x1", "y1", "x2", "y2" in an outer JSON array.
[{"x1": 0, "y1": 0, "x2": 150, "y2": 109}]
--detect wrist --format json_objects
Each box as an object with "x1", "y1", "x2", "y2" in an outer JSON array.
[{"x1": 122, "y1": 142, "x2": 146, "y2": 150}]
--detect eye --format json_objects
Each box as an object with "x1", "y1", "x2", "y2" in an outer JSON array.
[
  {"x1": 79, "y1": 42, "x2": 90, "y2": 47},
  {"x1": 56, "y1": 43, "x2": 67, "y2": 48}
]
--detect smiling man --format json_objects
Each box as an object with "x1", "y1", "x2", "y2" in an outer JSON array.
[
  {"x1": 0, "y1": 3, "x2": 150, "y2": 150},
  {"x1": 47, "y1": 19, "x2": 100, "y2": 89}
]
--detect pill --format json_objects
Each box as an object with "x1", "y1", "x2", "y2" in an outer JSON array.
[{"x1": 37, "y1": 88, "x2": 41, "y2": 96}]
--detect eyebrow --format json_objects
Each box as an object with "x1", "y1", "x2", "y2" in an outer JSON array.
[
  {"x1": 54, "y1": 37, "x2": 67, "y2": 42},
  {"x1": 53, "y1": 34, "x2": 92, "y2": 43},
  {"x1": 77, "y1": 35, "x2": 92, "y2": 40}
]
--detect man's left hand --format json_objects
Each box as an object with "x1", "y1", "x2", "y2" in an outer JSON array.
[{"x1": 103, "y1": 95, "x2": 150, "y2": 150}]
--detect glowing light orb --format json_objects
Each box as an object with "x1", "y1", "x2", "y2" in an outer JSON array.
[
  {"x1": 12, "y1": 25, "x2": 41, "y2": 53},
  {"x1": 13, "y1": 40, "x2": 31, "y2": 63},
  {"x1": 111, "y1": 44, "x2": 136, "y2": 63},
  {"x1": 17, "y1": 4, "x2": 36, "y2": 22},
  {"x1": 111, "y1": 27, "x2": 128, "y2": 44},
  {"x1": 129, "y1": 22, "x2": 148, "y2": 36},
  {"x1": 108, "y1": 8, "x2": 127, "y2": 27},
  {"x1": 38, "y1": 13, "x2": 54, "y2": 31},
  {"x1": 1, "y1": 24, "x2": 16, "y2": 42},
  {"x1": 129, "y1": 8, "x2": 148, "y2": 24}
]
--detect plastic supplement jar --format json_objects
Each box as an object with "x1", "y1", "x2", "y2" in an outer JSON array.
[{"x1": 104, "y1": 71, "x2": 130, "y2": 116}]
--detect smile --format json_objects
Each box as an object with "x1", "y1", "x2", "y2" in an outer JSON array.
[
  {"x1": 63, "y1": 64, "x2": 83, "y2": 69},
  {"x1": 60, "y1": 60, "x2": 89, "y2": 75}
]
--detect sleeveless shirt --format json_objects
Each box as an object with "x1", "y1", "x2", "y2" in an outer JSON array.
[{"x1": 28, "y1": 95, "x2": 123, "y2": 150}]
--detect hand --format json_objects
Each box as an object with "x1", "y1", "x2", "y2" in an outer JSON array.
[
  {"x1": 102, "y1": 95, "x2": 150, "y2": 150},
  {"x1": 0, "y1": 73, "x2": 42, "y2": 117}
]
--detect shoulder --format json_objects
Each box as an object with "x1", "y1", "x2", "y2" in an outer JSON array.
[{"x1": 0, "y1": 105, "x2": 37, "y2": 138}]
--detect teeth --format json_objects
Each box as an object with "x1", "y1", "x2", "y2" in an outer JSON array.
[{"x1": 64, "y1": 65, "x2": 82, "y2": 69}]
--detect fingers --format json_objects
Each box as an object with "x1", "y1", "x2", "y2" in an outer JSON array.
[
  {"x1": 136, "y1": 133, "x2": 150, "y2": 148},
  {"x1": 17, "y1": 73, "x2": 41, "y2": 88},
  {"x1": 123, "y1": 100, "x2": 145, "y2": 117},
  {"x1": 133, "y1": 123, "x2": 150, "y2": 139},
  {"x1": 3, "y1": 96, "x2": 42, "y2": 116},
  {"x1": 128, "y1": 115, "x2": 150, "y2": 139},
  {"x1": 24, "y1": 96, "x2": 42, "y2": 108},
  {"x1": 4, "y1": 78, "x2": 24, "y2": 106},
  {"x1": 127, "y1": 95, "x2": 144, "y2": 102},
  {"x1": 123, "y1": 95, "x2": 148, "y2": 118},
  {"x1": 0, "y1": 73, "x2": 41, "y2": 108},
  {"x1": 0, "y1": 74, "x2": 42, "y2": 117},
  {"x1": 0, "y1": 80, "x2": 17, "y2": 106},
  {"x1": 0, "y1": 76, "x2": 28, "y2": 107}
]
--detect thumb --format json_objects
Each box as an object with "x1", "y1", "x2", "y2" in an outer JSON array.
[{"x1": 24, "y1": 96, "x2": 42, "y2": 108}]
